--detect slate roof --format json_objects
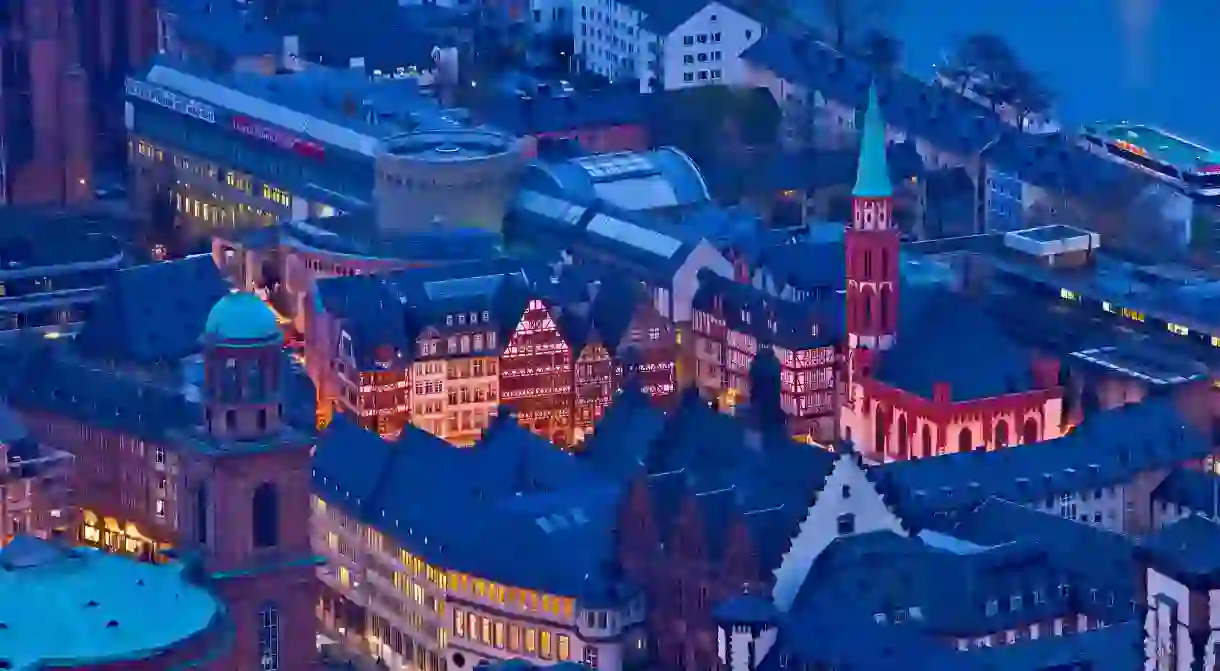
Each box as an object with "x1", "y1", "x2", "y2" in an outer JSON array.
[
  {"x1": 880, "y1": 394, "x2": 1210, "y2": 522},
  {"x1": 311, "y1": 411, "x2": 628, "y2": 601},
  {"x1": 872, "y1": 288, "x2": 1041, "y2": 401},
  {"x1": 740, "y1": 31, "x2": 1144, "y2": 206},
  {"x1": 939, "y1": 499, "x2": 1140, "y2": 622},
  {"x1": 1138, "y1": 514, "x2": 1220, "y2": 589},
  {"x1": 1152, "y1": 467, "x2": 1220, "y2": 516},
  {"x1": 74, "y1": 256, "x2": 230, "y2": 364},
  {"x1": 584, "y1": 388, "x2": 834, "y2": 569},
  {"x1": 615, "y1": 0, "x2": 712, "y2": 35},
  {"x1": 477, "y1": 89, "x2": 648, "y2": 136},
  {"x1": 691, "y1": 269, "x2": 838, "y2": 351}
]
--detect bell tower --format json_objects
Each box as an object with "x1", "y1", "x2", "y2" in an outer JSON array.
[
  {"x1": 845, "y1": 84, "x2": 899, "y2": 352},
  {"x1": 186, "y1": 291, "x2": 317, "y2": 671}
]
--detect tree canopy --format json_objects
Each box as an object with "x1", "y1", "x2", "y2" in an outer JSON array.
[{"x1": 942, "y1": 33, "x2": 1053, "y2": 129}]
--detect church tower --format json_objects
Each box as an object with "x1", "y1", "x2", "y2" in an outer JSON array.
[
  {"x1": 845, "y1": 84, "x2": 899, "y2": 353},
  {"x1": 186, "y1": 291, "x2": 317, "y2": 671}
]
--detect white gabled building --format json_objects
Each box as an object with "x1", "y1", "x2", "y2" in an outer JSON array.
[{"x1": 572, "y1": 0, "x2": 761, "y2": 92}]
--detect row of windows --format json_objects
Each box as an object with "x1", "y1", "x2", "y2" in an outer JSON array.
[{"x1": 452, "y1": 608, "x2": 572, "y2": 661}]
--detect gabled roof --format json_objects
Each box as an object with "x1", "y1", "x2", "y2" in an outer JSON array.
[
  {"x1": 691, "y1": 269, "x2": 837, "y2": 351},
  {"x1": 881, "y1": 394, "x2": 1209, "y2": 521},
  {"x1": 311, "y1": 409, "x2": 623, "y2": 600},
  {"x1": 1139, "y1": 514, "x2": 1220, "y2": 589},
  {"x1": 872, "y1": 288, "x2": 1041, "y2": 401},
  {"x1": 616, "y1": 0, "x2": 714, "y2": 35},
  {"x1": 75, "y1": 256, "x2": 229, "y2": 364}
]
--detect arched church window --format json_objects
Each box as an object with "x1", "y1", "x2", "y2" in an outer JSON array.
[
  {"x1": 994, "y1": 420, "x2": 1009, "y2": 448},
  {"x1": 863, "y1": 289, "x2": 873, "y2": 324},
  {"x1": 258, "y1": 602, "x2": 280, "y2": 671},
  {"x1": 1022, "y1": 417, "x2": 1039, "y2": 444},
  {"x1": 957, "y1": 428, "x2": 973, "y2": 453},
  {"x1": 252, "y1": 482, "x2": 279, "y2": 549},
  {"x1": 896, "y1": 414, "x2": 908, "y2": 458},
  {"x1": 921, "y1": 425, "x2": 932, "y2": 458},
  {"x1": 879, "y1": 286, "x2": 891, "y2": 324},
  {"x1": 874, "y1": 409, "x2": 887, "y2": 454}
]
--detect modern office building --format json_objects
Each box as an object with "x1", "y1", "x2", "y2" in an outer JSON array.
[
  {"x1": 125, "y1": 57, "x2": 516, "y2": 240},
  {"x1": 0, "y1": 208, "x2": 126, "y2": 336}
]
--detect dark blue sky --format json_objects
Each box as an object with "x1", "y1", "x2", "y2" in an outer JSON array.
[{"x1": 889, "y1": 1, "x2": 1220, "y2": 148}]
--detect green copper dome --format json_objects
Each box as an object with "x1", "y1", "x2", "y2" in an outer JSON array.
[
  {"x1": 852, "y1": 84, "x2": 893, "y2": 199},
  {"x1": 203, "y1": 291, "x2": 281, "y2": 343}
]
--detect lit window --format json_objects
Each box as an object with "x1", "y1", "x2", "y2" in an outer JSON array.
[{"x1": 1167, "y1": 323, "x2": 1189, "y2": 336}]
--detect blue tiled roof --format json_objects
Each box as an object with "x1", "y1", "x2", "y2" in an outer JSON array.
[
  {"x1": 1139, "y1": 514, "x2": 1220, "y2": 589},
  {"x1": 872, "y1": 288, "x2": 1041, "y2": 401},
  {"x1": 880, "y1": 395, "x2": 1210, "y2": 521},
  {"x1": 74, "y1": 256, "x2": 230, "y2": 364},
  {"x1": 311, "y1": 411, "x2": 627, "y2": 601}
]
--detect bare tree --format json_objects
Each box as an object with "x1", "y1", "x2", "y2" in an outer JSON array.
[{"x1": 820, "y1": 0, "x2": 898, "y2": 51}]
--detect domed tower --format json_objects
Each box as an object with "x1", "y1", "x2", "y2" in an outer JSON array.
[
  {"x1": 186, "y1": 292, "x2": 318, "y2": 671},
  {"x1": 201, "y1": 291, "x2": 285, "y2": 440},
  {"x1": 714, "y1": 592, "x2": 780, "y2": 671}
]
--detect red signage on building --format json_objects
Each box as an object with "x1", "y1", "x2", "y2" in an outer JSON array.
[
  {"x1": 1199, "y1": 164, "x2": 1220, "y2": 175},
  {"x1": 231, "y1": 115, "x2": 325, "y2": 159}
]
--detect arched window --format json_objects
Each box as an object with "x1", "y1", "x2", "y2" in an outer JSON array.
[
  {"x1": 259, "y1": 602, "x2": 280, "y2": 671},
  {"x1": 879, "y1": 249, "x2": 889, "y2": 276},
  {"x1": 994, "y1": 420, "x2": 1010, "y2": 449},
  {"x1": 874, "y1": 409, "x2": 887, "y2": 454},
  {"x1": 879, "y1": 286, "x2": 891, "y2": 325},
  {"x1": 863, "y1": 289, "x2": 873, "y2": 324},
  {"x1": 195, "y1": 484, "x2": 209, "y2": 546},
  {"x1": 896, "y1": 414, "x2": 909, "y2": 458},
  {"x1": 1022, "y1": 417, "x2": 1039, "y2": 444},
  {"x1": 957, "y1": 428, "x2": 973, "y2": 453},
  {"x1": 921, "y1": 425, "x2": 932, "y2": 458},
  {"x1": 252, "y1": 482, "x2": 279, "y2": 549}
]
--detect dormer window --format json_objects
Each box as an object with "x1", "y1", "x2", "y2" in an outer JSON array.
[
  {"x1": 984, "y1": 599, "x2": 998, "y2": 616},
  {"x1": 837, "y1": 513, "x2": 855, "y2": 535},
  {"x1": 446, "y1": 315, "x2": 454, "y2": 325},
  {"x1": 1010, "y1": 595, "x2": 1023, "y2": 611}
]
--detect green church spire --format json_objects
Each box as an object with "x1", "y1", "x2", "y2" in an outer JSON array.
[{"x1": 852, "y1": 84, "x2": 893, "y2": 199}]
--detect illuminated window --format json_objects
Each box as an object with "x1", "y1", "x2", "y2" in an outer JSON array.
[
  {"x1": 541, "y1": 631, "x2": 553, "y2": 659},
  {"x1": 495, "y1": 621, "x2": 505, "y2": 649},
  {"x1": 558, "y1": 635, "x2": 570, "y2": 660},
  {"x1": 525, "y1": 628, "x2": 537, "y2": 653},
  {"x1": 1120, "y1": 308, "x2": 1145, "y2": 322},
  {"x1": 338, "y1": 566, "x2": 350, "y2": 587},
  {"x1": 1101, "y1": 302, "x2": 1115, "y2": 313},
  {"x1": 1059, "y1": 288, "x2": 1078, "y2": 301},
  {"x1": 1168, "y1": 323, "x2": 1190, "y2": 336}
]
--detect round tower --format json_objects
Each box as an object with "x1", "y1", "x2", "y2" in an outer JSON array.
[
  {"x1": 200, "y1": 291, "x2": 284, "y2": 441},
  {"x1": 714, "y1": 592, "x2": 780, "y2": 671}
]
